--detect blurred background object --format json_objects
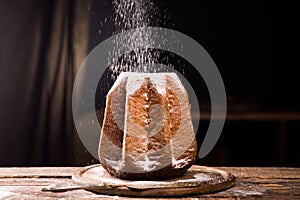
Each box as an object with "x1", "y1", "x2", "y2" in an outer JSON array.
[
  {"x1": 0, "y1": 0, "x2": 91, "y2": 166},
  {"x1": 0, "y1": 0, "x2": 299, "y2": 166}
]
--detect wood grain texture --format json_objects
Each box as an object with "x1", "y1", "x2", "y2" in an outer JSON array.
[
  {"x1": 0, "y1": 166, "x2": 299, "y2": 199},
  {"x1": 69, "y1": 165, "x2": 235, "y2": 197}
]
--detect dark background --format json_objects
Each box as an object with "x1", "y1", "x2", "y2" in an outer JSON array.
[{"x1": 0, "y1": 0, "x2": 299, "y2": 166}]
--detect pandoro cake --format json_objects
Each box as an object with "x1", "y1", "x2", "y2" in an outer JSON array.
[{"x1": 98, "y1": 72, "x2": 197, "y2": 180}]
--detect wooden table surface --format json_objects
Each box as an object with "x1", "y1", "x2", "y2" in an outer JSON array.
[{"x1": 0, "y1": 166, "x2": 299, "y2": 199}]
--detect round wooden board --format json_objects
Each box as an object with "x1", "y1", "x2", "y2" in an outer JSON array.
[{"x1": 72, "y1": 164, "x2": 235, "y2": 197}]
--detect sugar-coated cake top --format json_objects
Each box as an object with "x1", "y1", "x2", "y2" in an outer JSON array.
[{"x1": 108, "y1": 72, "x2": 185, "y2": 96}]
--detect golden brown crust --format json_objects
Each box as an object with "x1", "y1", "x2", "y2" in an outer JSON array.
[{"x1": 99, "y1": 73, "x2": 197, "y2": 180}]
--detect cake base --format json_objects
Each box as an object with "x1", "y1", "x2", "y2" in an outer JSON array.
[{"x1": 72, "y1": 164, "x2": 235, "y2": 197}]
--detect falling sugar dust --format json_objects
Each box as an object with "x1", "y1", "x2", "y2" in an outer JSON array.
[{"x1": 107, "y1": 0, "x2": 184, "y2": 79}]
